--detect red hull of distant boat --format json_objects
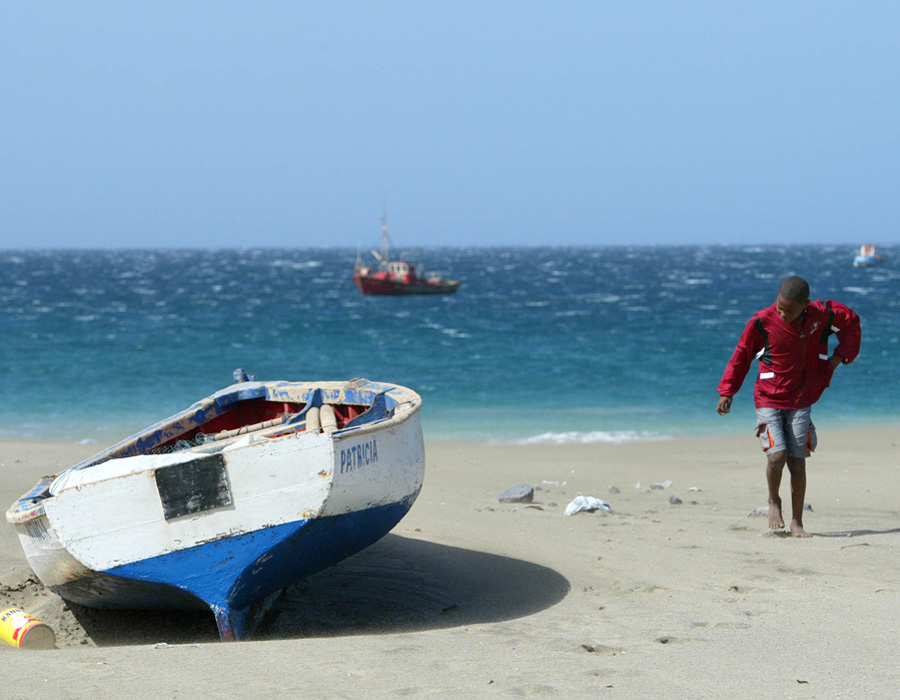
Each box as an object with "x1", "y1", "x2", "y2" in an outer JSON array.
[{"x1": 353, "y1": 271, "x2": 460, "y2": 296}]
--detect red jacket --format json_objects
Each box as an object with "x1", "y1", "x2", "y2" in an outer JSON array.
[{"x1": 718, "y1": 300, "x2": 861, "y2": 409}]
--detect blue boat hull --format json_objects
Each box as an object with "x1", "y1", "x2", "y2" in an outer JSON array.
[{"x1": 48, "y1": 496, "x2": 417, "y2": 640}]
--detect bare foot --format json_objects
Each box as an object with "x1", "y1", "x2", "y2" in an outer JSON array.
[
  {"x1": 768, "y1": 501, "x2": 785, "y2": 529},
  {"x1": 791, "y1": 520, "x2": 812, "y2": 538}
]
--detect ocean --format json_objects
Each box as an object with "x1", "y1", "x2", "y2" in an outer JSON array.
[{"x1": 1, "y1": 245, "x2": 897, "y2": 445}]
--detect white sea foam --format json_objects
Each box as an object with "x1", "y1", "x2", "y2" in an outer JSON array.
[
  {"x1": 512, "y1": 430, "x2": 669, "y2": 445},
  {"x1": 270, "y1": 260, "x2": 322, "y2": 270},
  {"x1": 441, "y1": 328, "x2": 470, "y2": 338}
]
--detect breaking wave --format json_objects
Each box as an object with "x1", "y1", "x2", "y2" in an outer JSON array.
[{"x1": 510, "y1": 430, "x2": 670, "y2": 445}]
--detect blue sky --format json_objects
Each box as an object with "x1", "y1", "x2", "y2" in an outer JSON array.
[{"x1": 3, "y1": 2, "x2": 899, "y2": 249}]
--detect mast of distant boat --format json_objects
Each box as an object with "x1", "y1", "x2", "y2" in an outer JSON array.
[
  {"x1": 380, "y1": 214, "x2": 391, "y2": 265},
  {"x1": 370, "y1": 213, "x2": 392, "y2": 270}
]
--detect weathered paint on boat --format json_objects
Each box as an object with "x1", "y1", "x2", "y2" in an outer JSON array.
[{"x1": 7, "y1": 376, "x2": 425, "y2": 641}]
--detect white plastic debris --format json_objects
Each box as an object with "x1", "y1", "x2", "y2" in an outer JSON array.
[{"x1": 564, "y1": 495, "x2": 613, "y2": 516}]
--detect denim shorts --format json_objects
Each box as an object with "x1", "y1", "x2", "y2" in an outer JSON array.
[{"x1": 755, "y1": 407, "x2": 817, "y2": 458}]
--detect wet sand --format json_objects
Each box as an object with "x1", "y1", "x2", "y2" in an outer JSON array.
[{"x1": 1, "y1": 428, "x2": 899, "y2": 698}]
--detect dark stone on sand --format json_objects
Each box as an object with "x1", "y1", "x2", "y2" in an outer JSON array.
[
  {"x1": 669, "y1": 496, "x2": 683, "y2": 505},
  {"x1": 498, "y1": 484, "x2": 534, "y2": 503},
  {"x1": 608, "y1": 486, "x2": 620, "y2": 494}
]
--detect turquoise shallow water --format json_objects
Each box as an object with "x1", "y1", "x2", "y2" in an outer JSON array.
[{"x1": 1, "y1": 245, "x2": 897, "y2": 444}]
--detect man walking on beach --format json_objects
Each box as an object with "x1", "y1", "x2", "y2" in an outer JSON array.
[{"x1": 716, "y1": 276, "x2": 861, "y2": 537}]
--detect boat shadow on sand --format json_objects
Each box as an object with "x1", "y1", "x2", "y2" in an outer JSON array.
[{"x1": 67, "y1": 534, "x2": 570, "y2": 646}]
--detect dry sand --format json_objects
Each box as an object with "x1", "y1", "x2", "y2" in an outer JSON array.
[{"x1": 1, "y1": 427, "x2": 898, "y2": 699}]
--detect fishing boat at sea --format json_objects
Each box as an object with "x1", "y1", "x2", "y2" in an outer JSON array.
[
  {"x1": 6, "y1": 371, "x2": 425, "y2": 641},
  {"x1": 853, "y1": 244, "x2": 885, "y2": 267},
  {"x1": 353, "y1": 215, "x2": 460, "y2": 295}
]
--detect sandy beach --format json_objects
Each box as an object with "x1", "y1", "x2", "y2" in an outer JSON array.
[{"x1": 1, "y1": 427, "x2": 898, "y2": 698}]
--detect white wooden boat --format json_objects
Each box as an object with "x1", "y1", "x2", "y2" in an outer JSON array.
[{"x1": 6, "y1": 373, "x2": 425, "y2": 641}]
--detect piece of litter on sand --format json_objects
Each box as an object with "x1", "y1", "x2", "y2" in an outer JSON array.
[
  {"x1": 668, "y1": 496, "x2": 682, "y2": 505},
  {"x1": 608, "y1": 486, "x2": 621, "y2": 494},
  {"x1": 804, "y1": 503, "x2": 813, "y2": 511},
  {"x1": 747, "y1": 507, "x2": 768, "y2": 517},
  {"x1": 649, "y1": 480, "x2": 673, "y2": 490},
  {"x1": 688, "y1": 486, "x2": 701, "y2": 492},
  {"x1": 154, "y1": 643, "x2": 200, "y2": 649},
  {"x1": 565, "y1": 495, "x2": 613, "y2": 516},
  {"x1": 634, "y1": 482, "x2": 641, "y2": 490}
]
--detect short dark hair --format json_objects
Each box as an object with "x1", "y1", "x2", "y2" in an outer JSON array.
[{"x1": 779, "y1": 276, "x2": 809, "y2": 301}]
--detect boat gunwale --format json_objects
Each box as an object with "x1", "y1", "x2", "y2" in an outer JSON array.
[{"x1": 73, "y1": 378, "x2": 420, "y2": 471}]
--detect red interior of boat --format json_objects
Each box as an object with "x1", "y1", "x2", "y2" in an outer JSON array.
[{"x1": 151, "y1": 398, "x2": 367, "y2": 452}]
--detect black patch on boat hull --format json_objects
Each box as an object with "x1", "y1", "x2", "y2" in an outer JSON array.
[
  {"x1": 155, "y1": 453, "x2": 232, "y2": 520},
  {"x1": 51, "y1": 570, "x2": 209, "y2": 611}
]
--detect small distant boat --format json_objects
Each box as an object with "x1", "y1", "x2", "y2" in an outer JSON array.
[
  {"x1": 6, "y1": 372, "x2": 425, "y2": 641},
  {"x1": 353, "y1": 216, "x2": 460, "y2": 295},
  {"x1": 853, "y1": 244, "x2": 885, "y2": 268}
]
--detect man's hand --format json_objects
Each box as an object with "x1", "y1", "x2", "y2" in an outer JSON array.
[
  {"x1": 829, "y1": 353, "x2": 843, "y2": 369},
  {"x1": 717, "y1": 396, "x2": 732, "y2": 415}
]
